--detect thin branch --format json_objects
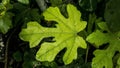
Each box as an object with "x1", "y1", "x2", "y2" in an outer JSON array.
[
  {"x1": 4, "y1": 29, "x2": 16, "y2": 68},
  {"x1": 36, "y1": 0, "x2": 47, "y2": 11},
  {"x1": 85, "y1": 45, "x2": 89, "y2": 63}
]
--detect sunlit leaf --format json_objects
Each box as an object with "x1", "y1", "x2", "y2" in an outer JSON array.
[
  {"x1": 2, "y1": 0, "x2": 10, "y2": 5},
  {"x1": 19, "y1": 4, "x2": 87, "y2": 65},
  {"x1": 87, "y1": 22, "x2": 120, "y2": 68}
]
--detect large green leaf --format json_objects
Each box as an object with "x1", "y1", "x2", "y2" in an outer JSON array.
[
  {"x1": 87, "y1": 22, "x2": 120, "y2": 68},
  {"x1": 19, "y1": 4, "x2": 87, "y2": 64}
]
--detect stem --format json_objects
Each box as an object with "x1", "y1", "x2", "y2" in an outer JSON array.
[
  {"x1": 85, "y1": 14, "x2": 96, "y2": 63},
  {"x1": 4, "y1": 37, "x2": 9, "y2": 68},
  {"x1": 85, "y1": 45, "x2": 89, "y2": 63},
  {"x1": 4, "y1": 34, "x2": 11, "y2": 68},
  {"x1": 87, "y1": 13, "x2": 96, "y2": 34},
  {"x1": 36, "y1": 0, "x2": 47, "y2": 11},
  {"x1": 4, "y1": 28, "x2": 16, "y2": 68}
]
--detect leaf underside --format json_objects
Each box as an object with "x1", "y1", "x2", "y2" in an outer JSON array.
[{"x1": 19, "y1": 4, "x2": 87, "y2": 65}]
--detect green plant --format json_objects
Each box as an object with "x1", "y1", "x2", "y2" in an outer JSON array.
[
  {"x1": 0, "y1": 0, "x2": 13, "y2": 34},
  {"x1": 19, "y1": 4, "x2": 87, "y2": 65},
  {"x1": 87, "y1": 22, "x2": 120, "y2": 68},
  {"x1": 0, "y1": 0, "x2": 120, "y2": 68}
]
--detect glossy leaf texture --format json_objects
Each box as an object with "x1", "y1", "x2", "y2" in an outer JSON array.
[
  {"x1": 87, "y1": 22, "x2": 120, "y2": 68},
  {"x1": 19, "y1": 4, "x2": 87, "y2": 65}
]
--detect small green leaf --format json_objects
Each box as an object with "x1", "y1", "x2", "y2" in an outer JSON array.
[
  {"x1": 0, "y1": 12, "x2": 12, "y2": 34},
  {"x1": 19, "y1": 4, "x2": 87, "y2": 65},
  {"x1": 22, "y1": 50, "x2": 38, "y2": 68},
  {"x1": 86, "y1": 30, "x2": 109, "y2": 48},
  {"x1": 13, "y1": 51, "x2": 22, "y2": 62},
  {"x1": 97, "y1": 22, "x2": 109, "y2": 31},
  {"x1": 87, "y1": 22, "x2": 120, "y2": 68},
  {"x1": 18, "y1": 0, "x2": 29, "y2": 4},
  {"x1": 0, "y1": 3, "x2": 6, "y2": 16},
  {"x1": 50, "y1": 0, "x2": 62, "y2": 6},
  {"x1": 92, "y1": 49, "x2": 114, "y2": 68},
  {"x1": 22, "y1": 61, "x2": 33, "y2": 68}
]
